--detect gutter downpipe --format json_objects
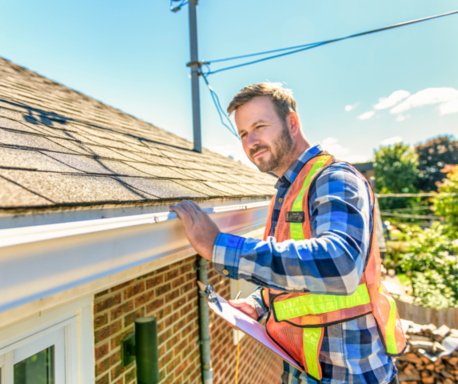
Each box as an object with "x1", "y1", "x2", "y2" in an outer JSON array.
[{"x1": 197, "y1": 255, "x2": 213, "y2": 384}]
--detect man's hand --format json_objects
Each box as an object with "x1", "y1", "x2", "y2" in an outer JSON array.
[
  {"x1": 170, "y1": 200, "x2": 220, "y2": 261},
  {"x1": 228, "y1": 299, "x2": 258, "y2": 321}
]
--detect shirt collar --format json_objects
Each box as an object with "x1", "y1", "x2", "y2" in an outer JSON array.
[{"x1": 274, "y1": 144, "x2": 323, "y2": 189}]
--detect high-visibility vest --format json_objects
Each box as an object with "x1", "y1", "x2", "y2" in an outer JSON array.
[{"x1": 261, "y1": 153, "x2": 407, "y2": 382}]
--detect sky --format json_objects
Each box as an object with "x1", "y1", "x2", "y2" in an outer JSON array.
[{"x1": 1, "y1": 0, "x2": 457, "y2": 167}]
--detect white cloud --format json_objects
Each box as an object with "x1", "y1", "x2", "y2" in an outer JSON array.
[
  {"x1": 438, "y1": 98, "x2": 458, "y2": 115},
  {"x1": 374, "y1": 90, "x2": 410, "y2": 110},
  {"x1": 390, "y1": 87, "x2": 458, "y2": 115},
  {"x1": 345, "y1": 102, "x2": 359, "y2": 112},
  {"x1": 395, "y1": 114, "x2": 410, "y2": 122},
  {"x1": 320, "y1": 137, "x2": 369, "y2": 164},
  {"x1": 380, "y1": 136, "x2": 403, "y2": 146},
  {"x1": 321, "y1": 137, "x2": 349, "y2": 156},
  {"x1": 358, "y1": 111, "x2": 375, "y2": 120}
]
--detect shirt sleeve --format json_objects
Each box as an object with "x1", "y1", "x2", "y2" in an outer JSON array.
[{"x1": 212, "y1": 164, "x2": 373, "y2": 296}]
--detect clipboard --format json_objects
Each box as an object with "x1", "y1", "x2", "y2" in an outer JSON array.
[{"x1": 197, "y1": 281, "x2": 304, "y2": 372}]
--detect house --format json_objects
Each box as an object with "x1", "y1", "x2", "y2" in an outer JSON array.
[{"x1": 0, "y1": 57, "x2": 283, "y2": 384}]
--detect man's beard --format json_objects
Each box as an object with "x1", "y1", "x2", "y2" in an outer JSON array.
[{"x1": 250, "y1": 125, "x2": 294, "y2": 173}]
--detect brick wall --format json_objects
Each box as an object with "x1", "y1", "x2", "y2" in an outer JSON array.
[
  {"x1": 93, "y1": 256, "x2": 201, "y2": 384},
  {"x1": 93, "y1": 256, "x2": 283, "y2": 384},
  {"x1": 207, "y1": 261, "x2": 283, "y2": 384}
]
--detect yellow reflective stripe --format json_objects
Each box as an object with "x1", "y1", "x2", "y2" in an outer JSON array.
[
  {"x1": 274, "y1": 283, "x2": 370, "y2": 321},
  {"x1": 303, "y1": 328, "x2": 322, "y2": 380},
  {"x1": 379, "y1": 285, "x2": 399, "y2": 354},
  {"x1": 290, "y1": 155, "x2": 332, "y2": 241}
]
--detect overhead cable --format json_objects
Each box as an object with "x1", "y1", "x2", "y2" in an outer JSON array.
[
  {"x1": 204, "y1": 9, "x2": 458, "y2": 75},
  {"x1": 200, "y1": 73, "x2": 240, "y2": 139}
]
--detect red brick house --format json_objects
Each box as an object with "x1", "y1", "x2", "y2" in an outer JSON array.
[{"x1": 0, "y1": 57, "x2": 284, "y2": 384}]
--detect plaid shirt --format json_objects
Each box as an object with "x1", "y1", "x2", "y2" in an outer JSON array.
[{"x1": 212, "y1": 145, "x2": 397, "y2": 384}]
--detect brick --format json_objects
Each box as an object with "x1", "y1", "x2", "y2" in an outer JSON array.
[
  {"x1": 111, "y1": 328, "x2": 134, "y2": 350},
  {"x1": 111, "y1": 280, "x2": 133, "y2": 292},
  {"x1": 111, "y1": 362, "x2": 127, "y2": 381},
  {"x1": 125, "y1": 366, "x2": 136, "y2": 383},
  {"x1": 134, "y1": 290, "x2": 154, "y2": 308},
  {"x1": 94, "y1": 293, "x2": 121, "y2": 313},
  {"x1": 155, "y1": 283, "x2": 171, "y2": 297},
  {"x1": 95, "y1": 289, "x2": 110, "y2": 299},
  {"x1": 94, "y1": 313, "x2": 109, "y2": 330},
  {"x1": 95, "y1": 356, "x2": 110, "y2": 376},
  {"x1": 146, "y1": 275, "x2": 163, "y2": 289},
  {"x1": 124, "y1": 307, "x2": 145, "y2": 327},
  {"x1": 124, "y1": 281, "x2": 145, "y2": 299},
  {"x1": 111, "y1": 300, "x2": 134, "y2": 321},
  {"x1": 95, "y1": 342, "x2": 109, "y2": 361},
  {"x1": 145, "y1": 297, "x2": 164, "y2": 314},
  {"x1": 95, "y1": 373, "x2": 109, "y2": 384}
]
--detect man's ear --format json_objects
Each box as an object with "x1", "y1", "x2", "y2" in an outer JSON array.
[{"x1": 288, "y1": 112, "x2": 300, "y2": 135}]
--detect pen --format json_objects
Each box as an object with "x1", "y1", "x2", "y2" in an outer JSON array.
[{"x1": 235, "y1": 291, "x2": 242, "y2": 300}]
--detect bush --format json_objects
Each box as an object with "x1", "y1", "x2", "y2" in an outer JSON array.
[
  {"x1": 433, "y1": 165, "x2": 458, "y2": 231},
  {"x1": 400, "y1": 223, "x2": 458, "y2": 309}
]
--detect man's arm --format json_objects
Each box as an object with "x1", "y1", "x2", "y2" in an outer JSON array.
[{"x1": 212, "y1": 164, "x2": 372, "y2": 295}]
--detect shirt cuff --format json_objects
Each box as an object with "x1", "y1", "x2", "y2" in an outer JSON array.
[
  {"x1": 246, "y1": 287, "x2": 267, "y2": 320},
  {"x1": 212, "y1": 233, "x2": 245, "y2": 279}
]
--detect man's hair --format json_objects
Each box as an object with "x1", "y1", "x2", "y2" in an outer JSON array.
[{"x1": 227, "y1": 82, "x2": 297, "y2": 126}]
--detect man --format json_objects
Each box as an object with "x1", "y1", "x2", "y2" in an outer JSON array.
[{"x1": 170, "y1": 83, "x2": 405, "y2": 384}]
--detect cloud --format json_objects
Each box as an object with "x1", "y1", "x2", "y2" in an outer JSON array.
[
  {"x1": 438, "y1": 98, "x2": 458, "y2": 115},
  {"x1": 374, "y1": 90, "x2": 410, "y2": 110},
  {"x1": 390, "y1": 87, "x2": 458, "y2": 115},
  {"x1": 380, "y1": 136, "x2": 403, "y2": 146},
  {"x1": 321, "y1": 137, "x2": 369, "y2": 164},
  {"x1": 345, "y1": 102, "x2": 359, "y2": 112},
  {"x1": 395, "y1": 114, "x2": 411, "y2": 122},
  {"x1": 358, "y1": 111, "x2": 375, "y2": 120}
]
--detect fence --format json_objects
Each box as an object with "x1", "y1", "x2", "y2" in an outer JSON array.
[{"x1": 395, "y1": 299, "x2": 458, "y2": 329}]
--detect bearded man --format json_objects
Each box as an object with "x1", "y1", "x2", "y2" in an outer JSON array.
[{"x1": 171, "y1": 83, "x2": 405, "y2": 384}]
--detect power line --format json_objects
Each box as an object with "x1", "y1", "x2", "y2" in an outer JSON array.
[
  {"x1": 376, "y1": 192, "x2": 458, "y2": 198},
  {"x1": 204, "y1": 9, "x2": 458, "y2": 75},
  {"x1": 170, "y1": 0, "x2": 188, "y2": 12},
  {"x1": 200, "y1": 73, "x2": 240, "y2": 139},
  {"x1": 380, "y1": 212, "x2": 441, "y2": 220}
]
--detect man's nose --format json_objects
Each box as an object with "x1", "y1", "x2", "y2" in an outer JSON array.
[{"x1": 246, "y1": 131, "x2": 260, "y2": 149}]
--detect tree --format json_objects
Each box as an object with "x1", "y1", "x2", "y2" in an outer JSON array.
[
  {"x1": 433, "y1": 165, "x2": 458, "y2": 231},
  {"x1": 415, "y1": 135, "x2": 458, "y2": 192},
  {"x1": 374, "y1": 142, "x2": 419, "y2": 210}
]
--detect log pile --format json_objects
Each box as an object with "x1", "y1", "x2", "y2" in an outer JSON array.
[{"x1": 396, "y1": 323, "x2": 458, "y2": 384}]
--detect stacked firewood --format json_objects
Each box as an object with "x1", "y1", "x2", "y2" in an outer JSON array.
[{"x1": 395, "y1": 323, "x2": 458, "y2": 384}]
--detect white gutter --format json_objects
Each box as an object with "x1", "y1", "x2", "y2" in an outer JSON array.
[{"x1": 0, "y1": 201, "x2": 270, "y2": 315}]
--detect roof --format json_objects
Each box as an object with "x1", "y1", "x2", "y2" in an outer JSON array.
[
  {"x1": 352, "y1": 162, "x2": 374, "y2": 172},
  {"x1": 0, "y1": 57, "x2": 276, "y2": 211}
]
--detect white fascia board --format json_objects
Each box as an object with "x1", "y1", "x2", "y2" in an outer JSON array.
[{"x1": 0, "y1": 201, "x2": 270, "y2": 315}]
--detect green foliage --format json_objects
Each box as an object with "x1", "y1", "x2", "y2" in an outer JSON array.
[
  {"x1": 433, "y1": 165, "x2": 458, "y2": 231},
  {"x1": 415, "y1": 135, "x2": 458, "y2": 192},
  {"x1": 374, "y1": 142, "x2": 419, "y2": 210},
  {"x1": 400, "y1": 223, "x2": 458, "y2": 309}
]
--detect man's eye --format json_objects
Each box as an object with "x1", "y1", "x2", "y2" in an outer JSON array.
[{"x1": 256, "y1": 125, "x2": 265, "y2": 129}]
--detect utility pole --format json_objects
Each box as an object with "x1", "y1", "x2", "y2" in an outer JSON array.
[
  {"x1": 187, "y1": 0, "x2": 202, "y2": 153},
  {"x1": 188, "y1": 7, "x2": 213, "y2": 384}
]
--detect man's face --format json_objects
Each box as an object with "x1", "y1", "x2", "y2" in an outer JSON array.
[{"x1": 235, "y1": 96, "x2": 294, "y2": 173}]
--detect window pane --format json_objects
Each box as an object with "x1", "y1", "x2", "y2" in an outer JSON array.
[{"x1": 14, "y1": 346, "x2": 54, "y2": 384}]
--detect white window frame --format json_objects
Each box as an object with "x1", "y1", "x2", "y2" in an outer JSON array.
[{"x1": 0, "y1": 297, "x2": 93, "y2": 384}]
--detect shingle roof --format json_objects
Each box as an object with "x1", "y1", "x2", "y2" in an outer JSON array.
[{"x1": 0, "y1": 57, "x2": 276, "y2": 210}]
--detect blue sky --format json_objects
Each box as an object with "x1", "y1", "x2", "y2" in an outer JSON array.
[{"x1": 1, "y1": 0, "x2": 457, "y2": 167}]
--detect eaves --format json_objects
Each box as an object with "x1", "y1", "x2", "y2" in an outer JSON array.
[{"x1": 0, "y1": 200, "x2": 270, "y2": 329}]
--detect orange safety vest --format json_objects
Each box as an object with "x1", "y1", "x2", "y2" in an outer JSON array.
[{"x1": 261, "y1": 153, "x2": 406, "y2": 381}]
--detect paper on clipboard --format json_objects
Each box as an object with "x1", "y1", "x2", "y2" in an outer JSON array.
[{"x1": 197, "y1": 281, "x2": 303, "y2": 372}]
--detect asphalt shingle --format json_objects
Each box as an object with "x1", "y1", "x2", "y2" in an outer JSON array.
[{"x1": 0, "y1": 57, "x2": 276, "y2": 210}]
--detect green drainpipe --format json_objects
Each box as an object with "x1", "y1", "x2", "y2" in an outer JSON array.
[{"x1": 197, "y1": 255, "x2": 213, "y2": 384}]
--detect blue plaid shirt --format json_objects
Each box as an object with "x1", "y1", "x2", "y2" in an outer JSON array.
[{"x1": 212, "y1": 145, "x2": 396, "y2": 384}]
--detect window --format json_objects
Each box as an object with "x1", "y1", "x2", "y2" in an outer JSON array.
[{"x1": 0, "y1": 297, "x2": 93, "y2": 384}]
